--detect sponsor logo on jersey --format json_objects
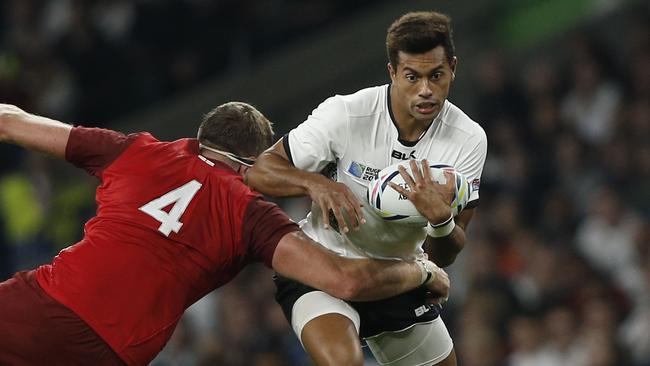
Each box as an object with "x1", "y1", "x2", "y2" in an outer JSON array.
[
  {"x1": 347, "y1": 161, "x2": 380, "y2": 181},
  {"x1": 391, "y1": 150, "x2": 417, "y2": 160}
]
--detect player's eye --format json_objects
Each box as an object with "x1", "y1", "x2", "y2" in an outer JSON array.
[
  {"x1": 405, "y1": 74, "x2": 418, "y2": 82},
  {"x1": 431, "y1": 72, "x2": 443, "y2": 80}
]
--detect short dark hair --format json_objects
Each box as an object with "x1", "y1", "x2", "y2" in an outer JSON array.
[
  {"x1": 197, "y1": 102, "x2": 274, "y2": 157},
  {"x1": 386, "y1": 11, "x2": 455, "y2": 70}
]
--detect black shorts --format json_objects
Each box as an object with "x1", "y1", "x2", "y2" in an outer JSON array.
[{"x1": 274, "y1": 274, "x2": 441, "y2": 338}]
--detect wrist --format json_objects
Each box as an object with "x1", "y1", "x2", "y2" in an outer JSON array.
[
  {"x1": 304, "y1": 174, "x2": 331, "y2": 194},
  {"x1": 416, "y1": 258, "x2": 436, "y2": 286},
  {"x1": 425, "y1": 214, "x2": 455, "y2": 238}
]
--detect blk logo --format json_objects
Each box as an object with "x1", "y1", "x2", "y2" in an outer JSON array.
[
  {"x1": 391, "y1": 150, "x2": 416, "y2": 160},
  {"x1": 414, "y1": 304, "x2": 431, "y2": 317}
]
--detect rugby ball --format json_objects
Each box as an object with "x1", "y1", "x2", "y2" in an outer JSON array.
[{"x1": 366, "y1": 162, "x2": 471, "y2": 225}]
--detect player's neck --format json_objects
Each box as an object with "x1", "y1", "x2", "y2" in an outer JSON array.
[{"x1": 393, "y1": 112, "x2": 434, "y2": 142}]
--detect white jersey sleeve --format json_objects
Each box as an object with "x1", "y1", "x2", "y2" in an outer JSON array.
[
  {"x1": 455, "y1": 126, "x2": 487, "y2": 206},
  {"x1": 286, "y1": 96, "x2": 349, "y2": 172}
]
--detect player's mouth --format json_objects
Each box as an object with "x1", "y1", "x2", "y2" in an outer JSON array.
[{"x1": 414, "y1": 101, "x2": 437, "y2": 115}]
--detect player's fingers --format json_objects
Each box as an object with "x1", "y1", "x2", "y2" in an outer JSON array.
[
  {"x1": 443, "y1": 171, "x2": 455, "y2": 188},
  {"x1": 345, "y1": 192, "x2": 366, "y2": 227},
  {"x1": 331, "y1": 204, "x2": 350, "y2": 233},
  {"x1": 320, "y1": 201, "x2": 331, "y2": 229},
  {"x1": 339, "y1": 197, "x2": 359, "y2": 230},
  {"x1": 388, "y1": 181, "x2": 408, "y2": 196},
  {"x1": 409, "y1": 159, "x2": 424, "y2": 183},
  {"x1": 397, "y1": 165, "x2": 416, "y2": 188},
  {"x1": 421, "y1": 159, "x2": 433, "y2": 182}
]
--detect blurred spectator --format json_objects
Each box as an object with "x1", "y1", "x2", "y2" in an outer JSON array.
[
  {"x1": 507, "y1": 315, "x2": 554, "y2": 366},
  {"x1": 560, "y1": 36, "x2": 622, "y2": 145},
  {"x1": 457, "y1": 322, "x2": 505, "y2": 366},
  {"x1": 575, "y1": 186, "x2": 645, "y2": 299},
  {"x1": 619, "y1": 251, "x2": 650, "y2": 365},
  {"x1": 542, "y1": 306, "x2": 588, "y2": 366},
  {"x1": 0, "y1": 153, "x2": 53, "y2": 272},
  {"x1": 473, "y1": 49, "x2": 528, "y2": 130}
]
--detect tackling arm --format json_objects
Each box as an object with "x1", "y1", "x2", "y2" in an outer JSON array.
[
  {"x1": 0, "y1": 104, "x2": 72, "y2": 159},
  {"x1": 272, "y1": 230, "x2": 449, "y2": 302}
]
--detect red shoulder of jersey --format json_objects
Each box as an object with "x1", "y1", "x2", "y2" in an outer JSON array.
[{"x1": 65, "y1": 126, "x2": 145, "y2": 177}]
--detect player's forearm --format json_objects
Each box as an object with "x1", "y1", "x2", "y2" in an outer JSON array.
[
  {"x1": 0, "y1": 104, "x2": 71, "y2": 159},
  {"x1": 424, "y1": 225, "x2": 465, "y2": 267},
  {"x1": 339, "y1": 258, "x2": 428, "y2": 301},
  {"x1": 273, "y1": 231, "x2": 429, "y2": 301},
  {"x1": 246, "y1": 150, "x2": 326, "y2": 197}
]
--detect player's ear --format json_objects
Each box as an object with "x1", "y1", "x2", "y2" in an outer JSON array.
[
  {"x1": 450, "y1": 57, "x2": 458, "y2": 81},
  {"x1": 387, "y1": 63, "x2": 397, "y2": 83}
]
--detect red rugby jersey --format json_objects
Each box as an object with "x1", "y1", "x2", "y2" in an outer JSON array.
[{"x1": 35, "y1": 127, "x2": 297, "y2": 365}]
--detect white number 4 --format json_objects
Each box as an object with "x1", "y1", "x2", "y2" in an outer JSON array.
[{"x1": 139, "y1": 180, "x2": 203, "y2": 236}]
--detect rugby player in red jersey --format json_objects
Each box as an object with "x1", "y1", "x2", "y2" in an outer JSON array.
[{"x1": 0, "y1": 102, "x2": 449, "y2": 366}]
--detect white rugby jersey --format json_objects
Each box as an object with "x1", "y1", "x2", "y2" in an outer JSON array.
[{"x1": 286, "y1": 84, "x2": 487, "y2": 259}]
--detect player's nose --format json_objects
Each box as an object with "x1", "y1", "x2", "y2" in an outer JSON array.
[{"x1": 417, "y1": 79, "x2": 433, "y2": 97}]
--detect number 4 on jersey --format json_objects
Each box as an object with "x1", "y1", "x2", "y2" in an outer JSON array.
[{"x1": 139, "y1": 180, "x2": 203, "y2": 236}]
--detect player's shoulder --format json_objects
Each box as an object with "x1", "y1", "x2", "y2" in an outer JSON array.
[
  {"x1": 123, "y1": 131, "x2": 164, "y2": 151},
  {"x1": 133, "y1": 135, "x2": 197, "y2": 155},
  {"x1": 439, "y1": 100, "x2": 487, "y2": 143},
  {"x1": 325, "y1": 84, "x2": 388, "y2": 118}
]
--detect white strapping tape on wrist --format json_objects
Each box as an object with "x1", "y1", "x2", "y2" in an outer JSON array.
[{"x1": 425, "y1": 214, "x2": 456, "y2": 238}]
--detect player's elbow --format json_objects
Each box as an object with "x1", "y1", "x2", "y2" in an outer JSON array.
[
  {"x1": 435, "y1": 254, "x2": 457, "y2": 268},
  {"x1": 431, "y1": 241, "x2": 464, "y2": 268}
]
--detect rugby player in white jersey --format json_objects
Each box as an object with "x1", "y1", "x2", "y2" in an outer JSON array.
[{"x1": 247, "y1": 11, "x2": 487, "y2": 366}]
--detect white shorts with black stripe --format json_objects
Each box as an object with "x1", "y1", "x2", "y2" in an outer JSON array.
[{"x1": 274, "y1": 275, "x2": 453, "y2": 365}]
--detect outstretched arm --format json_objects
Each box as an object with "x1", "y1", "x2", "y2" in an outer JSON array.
[
  {"x1": 0, "y1": 104, "x2": 72, "y2": 159},
  {"x1": 272, "y1": 230, "x2": 449, "y2": 302}
]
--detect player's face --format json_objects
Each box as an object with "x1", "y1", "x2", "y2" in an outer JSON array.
[{"x1": 389, "y1": 46, "x2": 457, "y2": 123}]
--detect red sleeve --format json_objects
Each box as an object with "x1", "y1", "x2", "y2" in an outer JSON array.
[
  {"x1": 242, "y1": 197, "x2": 299, "y2": 267},
  {"x1": 65, "y1": 126, "x2": 140, "y2": 177}
]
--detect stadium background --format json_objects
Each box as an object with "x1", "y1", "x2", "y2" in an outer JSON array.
[{"x1": 0, "y1": 0, "x2": 648, "y2": 365}]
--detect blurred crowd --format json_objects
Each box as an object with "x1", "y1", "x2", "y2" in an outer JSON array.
[
  {"x1": 450, "y1": 12, "x2": 649, "y2": 366},
  {"x1": 1, "y1": 1, "x2": 649, "y2": 365},
  {"x1": 0, "y1": 0, "x2": 375, "y2": 123}
]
